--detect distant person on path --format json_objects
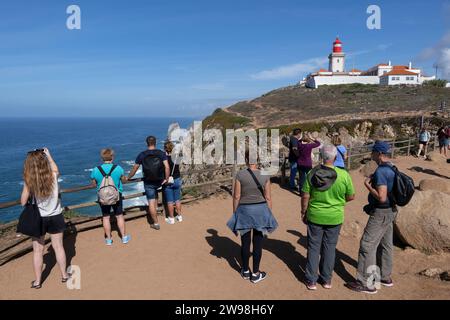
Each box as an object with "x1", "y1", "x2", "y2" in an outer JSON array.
[
  {"x1": 20, "y1": 148, "x2": 70, "y2": 289},
  {"x1": 288, "y1": 128, "x2": 302, "y2": 190},
  {"x1": 128, "y1": 136, "x2": 170, "y2": 230},
  {"x1": 347, "y1": 141, "x2": 397, "y2": 294},
  {"x1": 437, "y1": 126, "x2": 449, "y2": 157},
  {"x1": 297, "y1": 133, "x2": 321, "y2": 195},
  {"x1": 447, "y1": 126, "x2": 450, "y2": 152},
  {"x1": 331, "y1": 135, "x2": 348, "y2": 169},
  {"x1": 301, "y1": 144, "x2": 355, "y2": 290},
  {"x1": 90, "y1": 148, "x2": 130, "y2": 245},
  {"x1": 163, "y1": 141, "x2": 183, "y2": 224},
  {"x1": 416, "y1": 127, "x2": 431, "y2": 159},
  {"x1": 227, "y1": 150, "x2": 278, "y2": 284}
]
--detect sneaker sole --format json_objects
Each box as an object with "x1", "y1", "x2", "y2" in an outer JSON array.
[
  {"x1": 362, "y1": 290, "x2": 378, "y2": 294},
  {"x1": 381, "y1": 283, "x2": 394, "y2": 287},
  {"x1": 251, "y1": 276, "x2": 267, "y2": 284}
]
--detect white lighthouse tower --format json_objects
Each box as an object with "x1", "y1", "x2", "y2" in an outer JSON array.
[{"x1": 328, "y1": 37, "x2": 345, "y2": 73}]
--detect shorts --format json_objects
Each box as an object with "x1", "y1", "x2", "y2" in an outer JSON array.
[
  {"x1": 100, "y1": 193, "x2": 124, "y2": 217},
  {"x1": 439, "y1": 138, "x2": 449, "y2": 147},
  {"x1": 419, "y1": 141, "x2": 428, "y2": 146},
  {"x1": 144, "y1": 183, "x2": 162, "y2": 201},
  {"x1": 164, "y1": 178, "x2": 182, "y2": 204},
  {"x1": 41, "y1": 214, "x2": 66, "y2": 235}
]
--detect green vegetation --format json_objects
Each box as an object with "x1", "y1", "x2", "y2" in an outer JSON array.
[
  {"x1": 341, "y1": 83, "x2": 378, "y2": 94},
  {"x1": 205, "y1": 84, "x2": 450, "y2": 130},
  {"x1": 423, "y1": 79, "x2": 448, "y2": 88},
  {"x1": 203, "y1": 108, "x2": 251, "y2": 130},
  {"x1": 64, "y1": 210, "x2": 85, "y2": 219},
  {"x1": 182, "y1": 187, "x2": 201, "y2": 198}
]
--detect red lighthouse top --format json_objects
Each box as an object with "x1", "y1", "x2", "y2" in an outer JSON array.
[{"x1": 333, "y1": 37, "x2": 343, "y2": 53}]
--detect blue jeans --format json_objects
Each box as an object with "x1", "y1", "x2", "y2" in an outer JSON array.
[
  {"x1": 144, "y1": 183, "x2": 161, "y2": 201},
  {"x1": 298, "y1": 165, "x2": 312, "y2": 194},
  {"x1": 164, "y1": 178, "x2": 182, "y2": 204},
  {"x1": 289, "y1": 161, "x2": 298, "y2": 188},
  {"x1": 305, "y1": 222, "x2": 342, "y2": 284}
]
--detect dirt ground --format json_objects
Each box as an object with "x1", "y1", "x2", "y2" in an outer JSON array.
[{"x1": 0, "y1": 156, "x2": 449, "y2": 300}]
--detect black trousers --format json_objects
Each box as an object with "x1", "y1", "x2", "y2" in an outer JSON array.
[{"x1": 241, "y1": 229, "x2": 264, "y2": 273}]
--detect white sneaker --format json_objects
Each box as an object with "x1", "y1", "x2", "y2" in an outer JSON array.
[
  {"x1": 165, "y1": 217, "x2": 175, "y2": 224},
  {"x1": 176, "y1": 215, "x2": 183, "y2": 222}
]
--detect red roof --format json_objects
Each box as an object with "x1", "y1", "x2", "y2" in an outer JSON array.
[
  {"x1": 333, "y1": 37, "x2": 342, "y2": 44},
  {"x1": 384, "y1": 69, "x2": 417, "y2": 76},
  {"x1": 350, "y1": 69, "x2": 362, "y2": 72}
]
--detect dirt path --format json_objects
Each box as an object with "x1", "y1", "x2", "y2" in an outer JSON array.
[{"x1": 0, "y1": 156, "x2": 449, "y2": 300}]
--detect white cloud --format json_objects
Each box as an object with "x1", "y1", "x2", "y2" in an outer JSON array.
[
  {"x1": 250, "y1": 44, "x2": 392, "y2": 81},
  {"x1": 438, "y1": 48, "x2": 450, "y2": 79},
  {"x1": 250, "y1": 57, "x2": 328, "y2": 80},
  {"x1": 417, "y1": 31, "x2": 450, "y2": 61}
]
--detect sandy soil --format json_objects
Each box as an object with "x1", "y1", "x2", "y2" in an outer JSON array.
[{"x1": 0, "y1": 156, "x2": 449, "y2": 300}]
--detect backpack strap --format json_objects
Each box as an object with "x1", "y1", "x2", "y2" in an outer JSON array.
[
  {"x1": 98, "y1": 165, "x2": 117, "y2": 177},
  {"x1": 337, "y1": 146, "x2": 345, "y2": 161},
  {"x1": 246, "y1": 168, "x2": 266, "y2": 201},
  {"x1": 109, "y1": 164, "x2": 117, "y2": 175},
  {"x1": 97, "y1": 166, "x2": 107, "y2": 177}
]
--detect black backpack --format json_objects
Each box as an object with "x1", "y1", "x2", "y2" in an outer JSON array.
[
  {"x1": 390, "y1": 165, "x2": 415, "y2": 207},
  {"x1": 142, "y1": 152, "x2": 165, "y2": 182}
]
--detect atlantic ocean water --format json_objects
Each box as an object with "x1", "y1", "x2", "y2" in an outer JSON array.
[{"x1": 0, "y1": 117, "x2": 196, "y2": 223}]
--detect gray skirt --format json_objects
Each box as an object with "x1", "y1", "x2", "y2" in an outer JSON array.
[{"x1": 227, "y1": 202, "x2": 278, "y2": 236}]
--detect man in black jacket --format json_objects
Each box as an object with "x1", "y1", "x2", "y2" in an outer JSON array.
[{"x1": 288, "y1": 128, "x2": 302, "y2": 190}]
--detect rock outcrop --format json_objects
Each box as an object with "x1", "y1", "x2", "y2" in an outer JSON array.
[
  {"x1": 419, "y1": 179, "x2": 450, "y2": 195},
  {"x1": 426, "y1": 151, "x2": 446, "y2": 162},
  {"x1": 395, "y1": 190, "x2": 450, "y2": 254}
]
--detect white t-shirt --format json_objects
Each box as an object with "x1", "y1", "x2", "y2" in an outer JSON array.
[{"x1": 36, "y1": 173, "x2": 62, "y2": 217}]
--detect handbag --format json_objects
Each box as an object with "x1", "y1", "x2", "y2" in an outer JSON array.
[{"x1": 16, "y1": 197, "x2": 43, "y2": 238}]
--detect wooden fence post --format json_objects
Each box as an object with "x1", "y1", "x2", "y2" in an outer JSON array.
[
  {"x1": 347, "y1": 145, "x2": 351, "y2": 171},
  {"x1": 391, "y1": 138, "x2": 396, "y2": 158},
  {"x1": 231, "y1": 162, "x2": 237, "y2": 194},
  {"x1": 407, "y1": 137, "x2": 411, "y2": 156}
]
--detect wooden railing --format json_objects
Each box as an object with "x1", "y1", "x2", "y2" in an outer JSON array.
[
  {"x1": 280, "y1": 135, "x2": 438, "y2": 181},
  {"x1": 0, "y1": 164, "x2": 242, "y2": 213},
  {"x1": 1, "y1": 135, "x2": 437, "y2": 213},
  {"x1": 345, "y1": 135, "x2": 438, "y2": 170}
]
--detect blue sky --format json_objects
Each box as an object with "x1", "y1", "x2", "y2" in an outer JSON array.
[{"x1": 0, "y1": 0, "x2": 448, "y2": 117}]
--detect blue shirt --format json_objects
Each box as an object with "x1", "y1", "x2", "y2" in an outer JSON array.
[
  {"x1": 91, "y1": 164, "x2": 125, "y2": 193},
  {"x1": 334, "y1": 145, "x2": 347, "y2": 168},
  {"x1": 368, "y1": 163, "x2": 395, "y2": 207},
  {"x1": 419, "y1": 131, "x2": 430, "y2": 142}
]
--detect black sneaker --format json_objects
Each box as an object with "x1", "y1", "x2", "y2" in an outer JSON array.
[
  {"x1": 346, "y1": 281, "x2": 378, "y2": 294},
  {"x1": 381, "y1": 278, "x2": 394, "y2": 287},
  {"x1": 250, "y1": 271, "x2": 267, "y2": 284},
  {"x1": 240, "y1": 269, "x2": 251, "y2": 280}
]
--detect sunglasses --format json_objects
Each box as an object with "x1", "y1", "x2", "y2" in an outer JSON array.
[{"x1": 27, "y1": 149, "x2": 45, "y2": 154}]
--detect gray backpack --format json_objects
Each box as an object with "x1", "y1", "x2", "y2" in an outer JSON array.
[{"x1": 97, "y1": 165, "x2": 120, "y2": 205}]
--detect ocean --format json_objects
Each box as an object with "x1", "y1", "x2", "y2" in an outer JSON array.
[{"x1": 0, "y1": 117, "x2": 197, "y2": 223}]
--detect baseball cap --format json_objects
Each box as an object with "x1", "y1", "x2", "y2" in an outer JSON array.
[{"x1": 372, "y1": 140, "x2": 391, "y2": 154}]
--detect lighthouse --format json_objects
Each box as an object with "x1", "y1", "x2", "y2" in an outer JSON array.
[{"x1": 328, "y1": 37, "x2": 345, "y2": 73}]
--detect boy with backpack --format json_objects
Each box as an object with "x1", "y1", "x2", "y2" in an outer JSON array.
[
  {"x1": 91, "y1": 148, "x2": 130, "y2": 245},
  {"x1": 347, "y1": 141, "x2": 414, "y2": 294},
  {"x1": 128, "y1": 136, "x2": 170, "y2": 231}
]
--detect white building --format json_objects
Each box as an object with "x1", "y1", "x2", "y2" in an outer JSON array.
[{"x1": 305, "y1": 38, "x2": 435, "y2": 88}]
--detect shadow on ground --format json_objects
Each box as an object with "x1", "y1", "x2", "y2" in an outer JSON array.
[{"x1": 408, "y1": 166, "x2": 450, "y2": 179}]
